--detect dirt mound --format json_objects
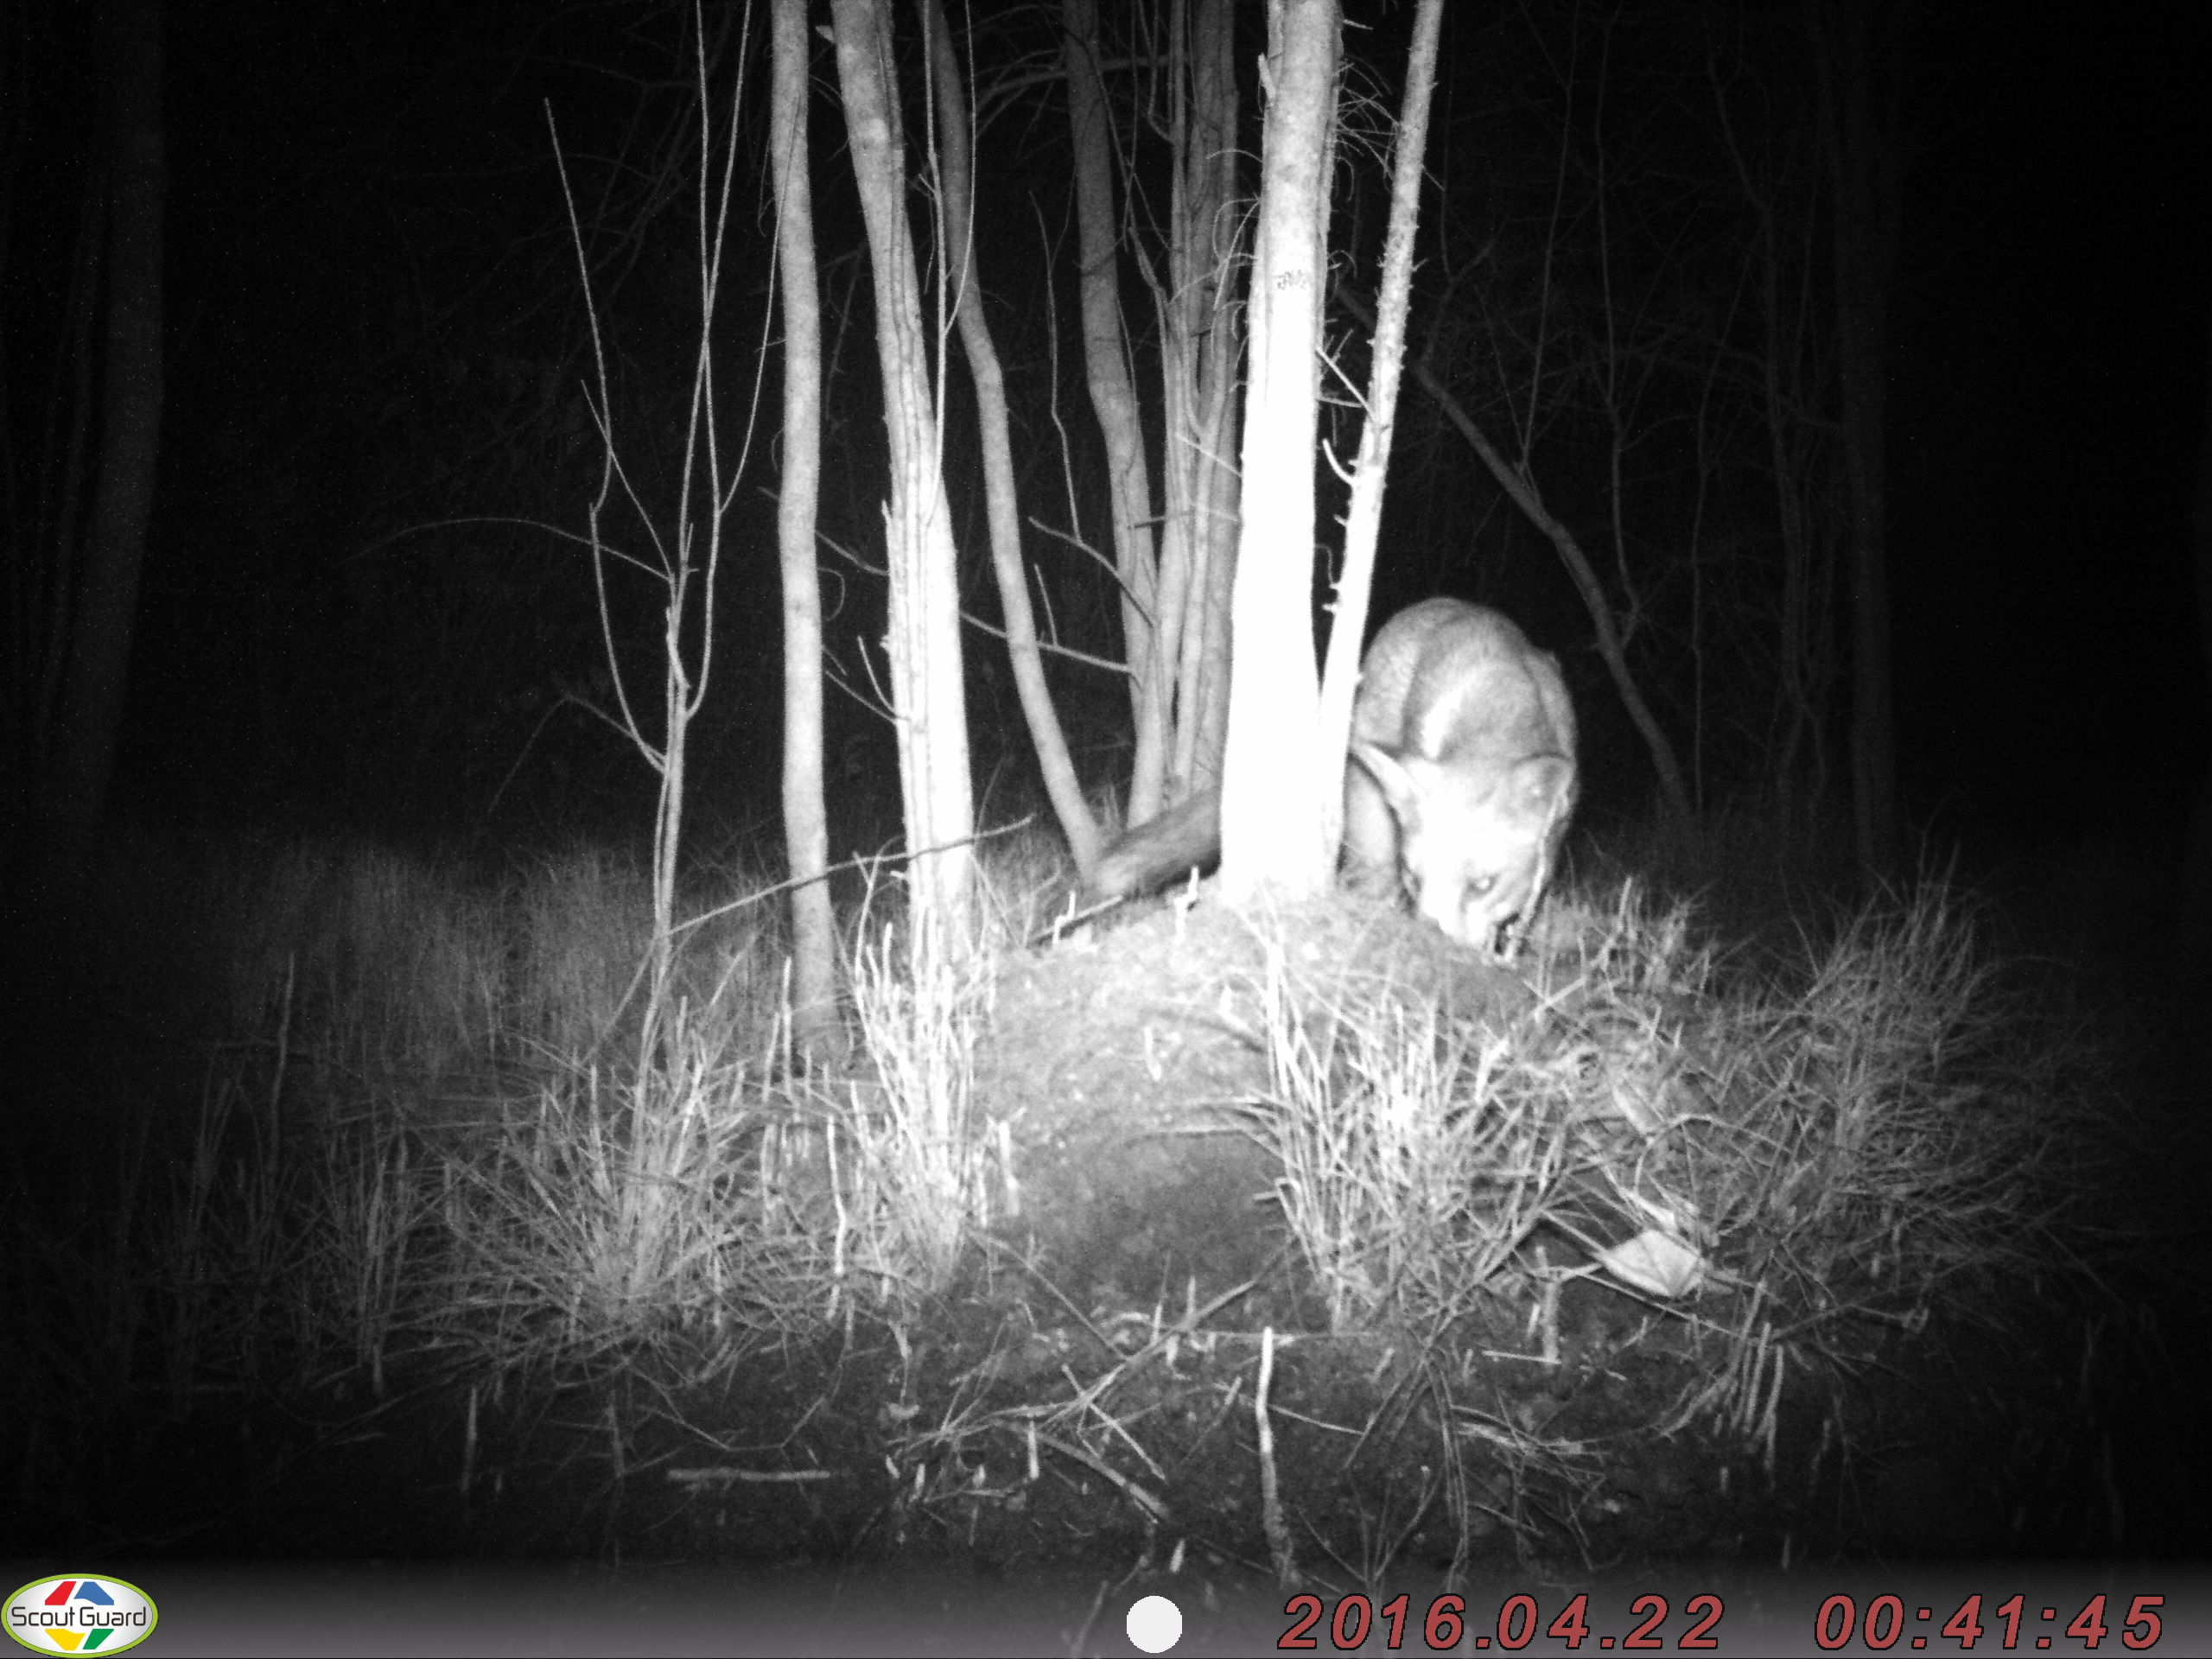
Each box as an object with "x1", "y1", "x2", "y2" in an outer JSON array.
[{"x1": 980, "y1": 889, "x2": 1531, "y2": 1313}]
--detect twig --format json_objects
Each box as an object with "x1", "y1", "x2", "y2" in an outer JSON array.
[
  {"x1": 1257, "y1": 1326, "x2": 1297, "y2": 1586},
  {"x1": 664, "y1": 1466, "x2": 839, "y2": 1486},
  {"x1": 1031, "y1": 1430, "x2": 1172, "y2": 1526}
]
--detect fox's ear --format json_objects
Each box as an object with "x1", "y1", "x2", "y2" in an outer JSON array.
[
  {"x1": 1512, "y1": 755, "x2": 1577, "y2": 818},
  {"x1": 1351, "y1": 741, "x2": 1429, "y2": 824}
]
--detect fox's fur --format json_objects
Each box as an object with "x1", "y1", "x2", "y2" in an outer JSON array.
[{"x1": 1083, "y1": 599, "x2": 1578, "y2": 957}]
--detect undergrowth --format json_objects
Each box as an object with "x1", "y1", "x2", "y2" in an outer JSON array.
[{"x1": 3, "y1": 823, "x2": 2135, "y2": 1565}]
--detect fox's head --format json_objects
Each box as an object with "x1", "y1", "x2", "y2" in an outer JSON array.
[{"x1": 1351, "y1": 743, "x2": 1577, "y2": 958}]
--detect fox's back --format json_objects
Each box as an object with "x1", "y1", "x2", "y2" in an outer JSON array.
[{"x1": 1353, "y1": 598, "x2": 1576, "y2": 765}]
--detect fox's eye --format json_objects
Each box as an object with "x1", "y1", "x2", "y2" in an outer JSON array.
[{"x1": 1470, "y1": 874, "x2": 1497, "y2": 897}]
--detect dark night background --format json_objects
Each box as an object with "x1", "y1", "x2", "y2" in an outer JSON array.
[
  {"x1": 7, "y1": 0, "x2": 2210, "y2": 897},
  {"x1": 6, "y1": 2, "x2": 2212, "y2": 1615},
  {"x1": 1885, "y1": 10, "x2": 2207, "y2": 857}
]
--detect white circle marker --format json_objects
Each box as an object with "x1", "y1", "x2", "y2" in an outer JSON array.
[{"x1": 1126, "y1": 1592, "x2": 1184, "y2": 1654}]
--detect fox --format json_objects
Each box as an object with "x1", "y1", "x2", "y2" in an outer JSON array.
[{"x1": 1081, "y1": 599, "x2": 1578, "y2": 958}]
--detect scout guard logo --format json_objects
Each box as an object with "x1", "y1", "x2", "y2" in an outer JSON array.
[{"x1": 4, "y1": 1578, "x2": 158, "y2": 1656}]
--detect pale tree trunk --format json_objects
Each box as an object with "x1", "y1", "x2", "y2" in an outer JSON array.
[
  {"x1": 1166, "y1": 0, "x2": 1243, "y2": 798},
  {"x1": 770, "y1": 0, "x2": 842, "y2": 1057},
  {"x1": 1061, "y1": 0, "x2": 1243, "y2": 821},
  {"x1": 829, "y1": 0, "x2": 976, "y2": 942},
  {"x1": 923, "y1": 0, "x2": 1100, "y2": 877},
  {"x1": 1218, "y1": 0, "x2": 1338, "y2": 904},
  {"x1": 1060, "y1": 0, "x2": 1166, "y2": 822},
  {"x1": 43, "y1": 0, "x2": 166, "y2": 855},
  {"x1": 1316, "y1": 0, "x2": 1442, "y2": 856},
  {"x1": 1189, "y1": 359, "x2": 1241, "y2": 786},
  {"x1": 1808, "y1": 0, "x2": 1898, "y2": 872}
]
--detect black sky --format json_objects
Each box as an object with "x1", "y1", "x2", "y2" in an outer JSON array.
[
  {"x1": 13, "y1": 0, "x2": 2210, "y2": 860},
  {"x1": 1885, "y1": 6, "x2": 2209, "y2": 850}
]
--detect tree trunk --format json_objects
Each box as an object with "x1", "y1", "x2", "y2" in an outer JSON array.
[
  {"x1": 43, "y1": 0, "x2": 166, "y2": 855},
  {"x1": 828, "y1": 0, "x2": 976, "y2": 942},
  {"x1": 1808, "y1": 0, "x2": 1899, "y2": 873},
  {"x1": 925, "y1": 0, "x2": 1100, "y2": 877},
  {"x1": 1317, "y1": 0, "x2": 1442, "y2": 857},
  {"x1": 770, "y1": 0, "x2": 842, "y2": 1057},
  {"x1": 1060, "y1": 0, "x2": 1167, "y2": 823},
  {"x1": 1167, "y1": 0, "x2": 1243, "y2": 799},
  {"x1": 1218, "y1": 0, "x2": 1338, "y2": 904}
]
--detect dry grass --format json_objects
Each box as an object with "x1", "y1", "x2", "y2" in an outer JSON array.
[
  {"x1": 1238, "y1": 872, "x2": 2082, "y2": 1469},
  {"x1": 1249, "y1": 938, "x2": 1576, "y2": 1333},
  {"x1": 4, "y1": 824, "x2": 2120, "y2": 1563}
]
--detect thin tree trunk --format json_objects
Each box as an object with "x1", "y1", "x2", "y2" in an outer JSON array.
[
  {"x1": 1192, "y1": 362, "x2": 1241, "y2": 788},
  {"x1": 924, "y1": 0, "x2": 1100, "y2": 877},
  {"x1": 44, "y1": 0, "x2": 166, "y2": 852},
  {"x1": 829, "y1": 0, "x2": 976, "y2": 942},
  {"x1": 1219, "y1": 0, "x2": 1338, "y2": 903},
  {"x1": 1808, "y1": 0, "x2": 1898, "y2": 872},
  {"x1": 1168, "y1": 0, "x2": 1243, "y2": 798},
  {"x1": 1060, "y1": 0, "x2": 1166, "y2": 823},
  {"x1": 1141, "y1": 2, "x2": 1201, "y2": 805},
  {"x1": 1318, "y1": 0, "x2": 1442, "y2": 856},
  {"x1": 770, "y1": 0, "x2": 842, "y2": 1057}
]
